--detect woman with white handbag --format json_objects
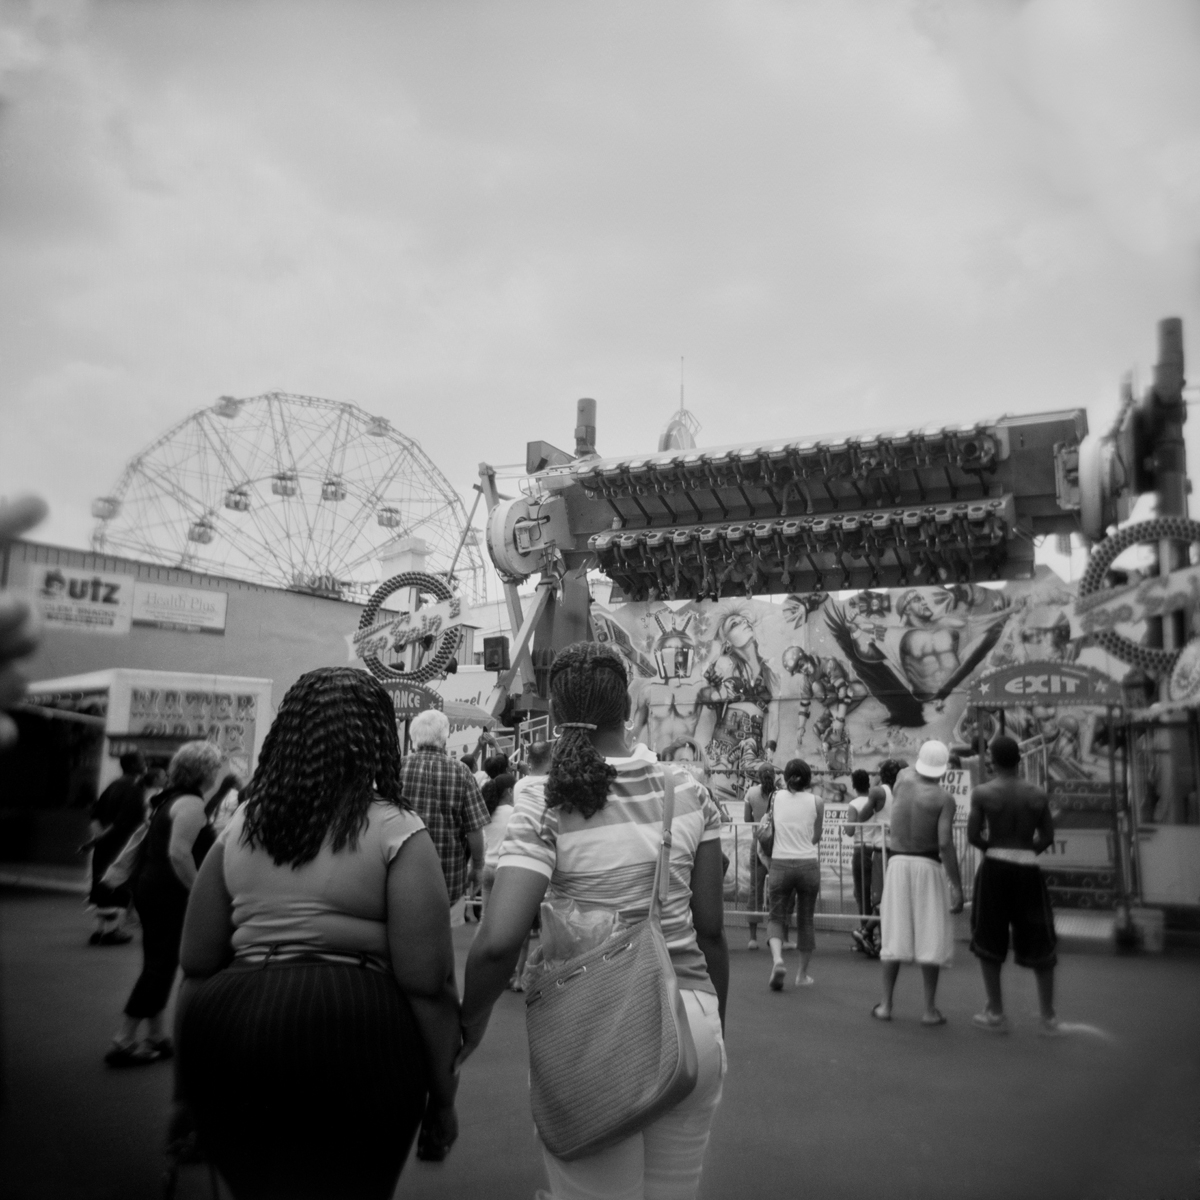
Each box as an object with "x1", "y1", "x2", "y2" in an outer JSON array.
[{"x1": 460, "y1": 642, "x2": 729, "y2": 1200}]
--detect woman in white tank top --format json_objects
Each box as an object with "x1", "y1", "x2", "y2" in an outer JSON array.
[{"x1": 766, "y1": 759, "x2": 824, "y2": 991}]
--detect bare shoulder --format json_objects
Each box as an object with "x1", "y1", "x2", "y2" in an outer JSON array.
[
  {"x1": 971, "y1": 779, "x2": 1002, "y2": 805},
  {"x1": 171, "y1": 793, "x2": 207, "y2": 819},
  {"x1": 1018, "y1": 779, "x2": 1051, "y2": 809}
]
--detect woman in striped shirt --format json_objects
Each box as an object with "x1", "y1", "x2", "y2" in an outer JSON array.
[{"x1": 460, "y1": 642, "x2": 729, "y2": 1200}]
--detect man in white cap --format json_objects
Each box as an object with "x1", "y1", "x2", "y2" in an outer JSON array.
[{"x1": 871, "y1": 739, "x2": 964, "y2": 1025}]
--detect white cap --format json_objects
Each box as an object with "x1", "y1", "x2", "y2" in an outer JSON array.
[{"x1": 914, "y1": 739, "x2": 950, "y2": 778}]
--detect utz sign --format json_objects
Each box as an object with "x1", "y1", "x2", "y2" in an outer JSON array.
[
  {"x1": 34, "y1": 567, "x2": 132, "y2": 635},
  {"x1": 968, "y1": 662, "x2": 1120, "y2": 709}
]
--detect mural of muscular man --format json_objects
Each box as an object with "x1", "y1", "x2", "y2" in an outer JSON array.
[
  {"x1": 827, "y1": 585, "x2": 1010, "y2": 726},
  {"x1": 626, "y1": 610, "x2": 707, "y2": 751},
  {"x1": 694, "y1": 606, "x2": 779, "y2": 804}
]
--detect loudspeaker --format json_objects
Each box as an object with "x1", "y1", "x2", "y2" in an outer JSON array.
[{"x1": 483, "y1": 636, "x2": 510, "y2": 672}]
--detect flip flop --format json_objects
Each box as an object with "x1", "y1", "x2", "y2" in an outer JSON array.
[
  {"x1": 921, "y1": 1010, "x2": 947, "y2": 1027},
  {"x1": 871, "y1": 1003, "x2": 891, "y2": 1022},
  {"x1": 104, "y1": 1042, "x2": 156, "y2": 1068},
  {"x1": 972, "y1": 1010, "x2": 1010, "y2": 1034}
]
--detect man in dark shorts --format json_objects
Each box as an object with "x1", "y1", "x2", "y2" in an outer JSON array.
[{"x1": 967, "y1": 735, "x2": 1060, "y2": 1035}]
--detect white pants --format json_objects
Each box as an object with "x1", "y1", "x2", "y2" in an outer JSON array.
[
  {"x1": 880, "y1": 855, "x2": 954, "y2": 967},
  {"x1": 538, "y1": 989, "x2": 726, "y2": 1200}
]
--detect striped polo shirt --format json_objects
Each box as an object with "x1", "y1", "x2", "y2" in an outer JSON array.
[{"x1": 497, "y1": 743, "x2": 722, "y2": 992}]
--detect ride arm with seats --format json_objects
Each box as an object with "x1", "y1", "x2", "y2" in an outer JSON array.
[{"x1": 482, "y1": 400, "x2": 1089, "y2": 716}]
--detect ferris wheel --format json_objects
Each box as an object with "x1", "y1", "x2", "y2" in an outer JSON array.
[{"x1": 91, "y1": 392, "x2": 486, "y2": 601}]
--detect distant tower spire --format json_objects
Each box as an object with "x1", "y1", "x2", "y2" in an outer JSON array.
[{"x1": 658, "y1": 357, "x2": 701, "y2": 452}]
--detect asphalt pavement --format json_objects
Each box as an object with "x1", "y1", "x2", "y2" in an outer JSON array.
[{"x1": 2, "y1": 889, "x2": 1198, "y2": 1200}]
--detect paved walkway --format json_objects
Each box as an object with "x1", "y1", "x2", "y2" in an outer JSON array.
[{"x1": 2, "y1": 889, "x2": 1198, "y2": 1200}]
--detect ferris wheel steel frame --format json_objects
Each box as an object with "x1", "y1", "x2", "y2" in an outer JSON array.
[{"x1": 91, "y1": 392, "x2": 486, "y2": 601}]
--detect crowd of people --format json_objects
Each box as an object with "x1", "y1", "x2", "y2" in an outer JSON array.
[
  {"x1": 739, "y1": 736, "x2": 1060, "y2": 1036},
  {"x1": 70, "y1": 649, "x2": 1061, "y2": 1199},
  {"x1": 0, "y1": 494, "x2": 1063, "y2": 1200},
  {"x1": 67, "y1": 647, "x2": 726, "y2": 1199}
]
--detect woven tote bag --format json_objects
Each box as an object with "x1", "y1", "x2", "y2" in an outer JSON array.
[{"x1": 524, "y1": 768, "x2": 699, "y2": 1161}]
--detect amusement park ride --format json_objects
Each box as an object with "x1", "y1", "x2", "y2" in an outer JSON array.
[
  {"x1": 357, "y1": 317, "x2": 1196, "y2": 915},
  {"x1": 471, "y1": 317, "x2": 1198, "y2": 914},
  {"x1": 482, "y1": 320, "x2": 1189, "y2": 710}
]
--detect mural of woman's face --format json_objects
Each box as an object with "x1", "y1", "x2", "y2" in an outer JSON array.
[{"x1": 724, "y1": 615, "x2": 754, "y2": 648}]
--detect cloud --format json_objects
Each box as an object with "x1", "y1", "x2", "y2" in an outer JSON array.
[{"x1": 0, "y1": 0, "x2": 1197, "y2": 560}]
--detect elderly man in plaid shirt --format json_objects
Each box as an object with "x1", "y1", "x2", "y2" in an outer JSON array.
[{"x1": 401, "y1": 709, "x2": 489, "y2": 906}]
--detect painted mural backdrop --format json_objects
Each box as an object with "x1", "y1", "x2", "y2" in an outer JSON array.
[{"x1": 592, "y1": 567, "x2": 1127, "y2": 809}]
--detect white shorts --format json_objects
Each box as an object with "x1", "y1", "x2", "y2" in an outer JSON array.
[{"x1": 880, "y1": 855, "x2": 954, "y2": 967}]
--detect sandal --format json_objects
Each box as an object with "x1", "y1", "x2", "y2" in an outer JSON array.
[
  {"x1": 144, "y1": 1037, "x2": 174, "y2": 1061},
  {"x1": 104, "y1": 1041, "x2": 155, "y2": 1068},
  {"x1": 871, "y1": 1003, "x2": 892, "y2": 1022},
  {"x1": 972, "y1": 1010, "x2": 1010, "y2": 1034},
  {"x1": 769, "y1": 963, "x2": 786, "y2": 992}
]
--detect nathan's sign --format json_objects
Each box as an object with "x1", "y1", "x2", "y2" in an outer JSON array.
[
  {"x1": 968, "y1": 662, "x2": 1120, "y2": 708},
  {"x1": 1070, "y1": 564, "x2": 1200, "y2": 639},
  {"x1": 346, "y1": 595, "x2": 472, "y2": 663},
  {"x1": 382, "y1": 681, "x2": 443, "y2": 720}
]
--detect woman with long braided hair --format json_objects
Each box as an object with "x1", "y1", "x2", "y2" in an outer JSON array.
[
  {"x1": 460, "y1": 642, "x2": 729, "y2": 1200},
  {"x1": 175, "y1": 667, "x2": 460, "y2": 1199}
]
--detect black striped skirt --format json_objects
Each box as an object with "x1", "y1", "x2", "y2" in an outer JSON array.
[{"x1": 179, "y1": 958, "x2": 428, "y2": 1200}]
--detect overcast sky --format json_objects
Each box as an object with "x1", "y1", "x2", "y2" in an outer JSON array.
[{"x1": 2, "y1": 0, "x2": 1198, "y2": 559}]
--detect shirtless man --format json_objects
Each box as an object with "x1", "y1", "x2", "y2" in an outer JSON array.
[
  {"x1": 967, "y1": 735, "x2": 1060, "y2": 1035},
  {"x1": 872, "y1": 740, "x2": 964, "y2": 1026}
]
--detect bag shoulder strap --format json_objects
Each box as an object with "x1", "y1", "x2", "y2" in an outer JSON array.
[{"x1": 650, "y1": 767, "x2": 676, "y2": 921}]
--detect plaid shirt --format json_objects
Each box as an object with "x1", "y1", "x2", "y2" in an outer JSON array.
[{"x1": 399, "y1": 747, "x2": 489, "y2": 902}]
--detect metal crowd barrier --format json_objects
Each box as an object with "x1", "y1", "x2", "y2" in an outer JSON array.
[{"x1": 722, "y1": 813, "x2": 979, "y2": 933}]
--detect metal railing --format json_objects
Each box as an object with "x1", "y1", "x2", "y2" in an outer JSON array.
[{"x1": 722, "y1": 813, "x2": 980, "y2": 930}]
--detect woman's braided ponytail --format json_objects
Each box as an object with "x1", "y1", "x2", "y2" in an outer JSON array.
[{"x1": 544, "y1": 642, "x2": 629, "y2": 820}]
